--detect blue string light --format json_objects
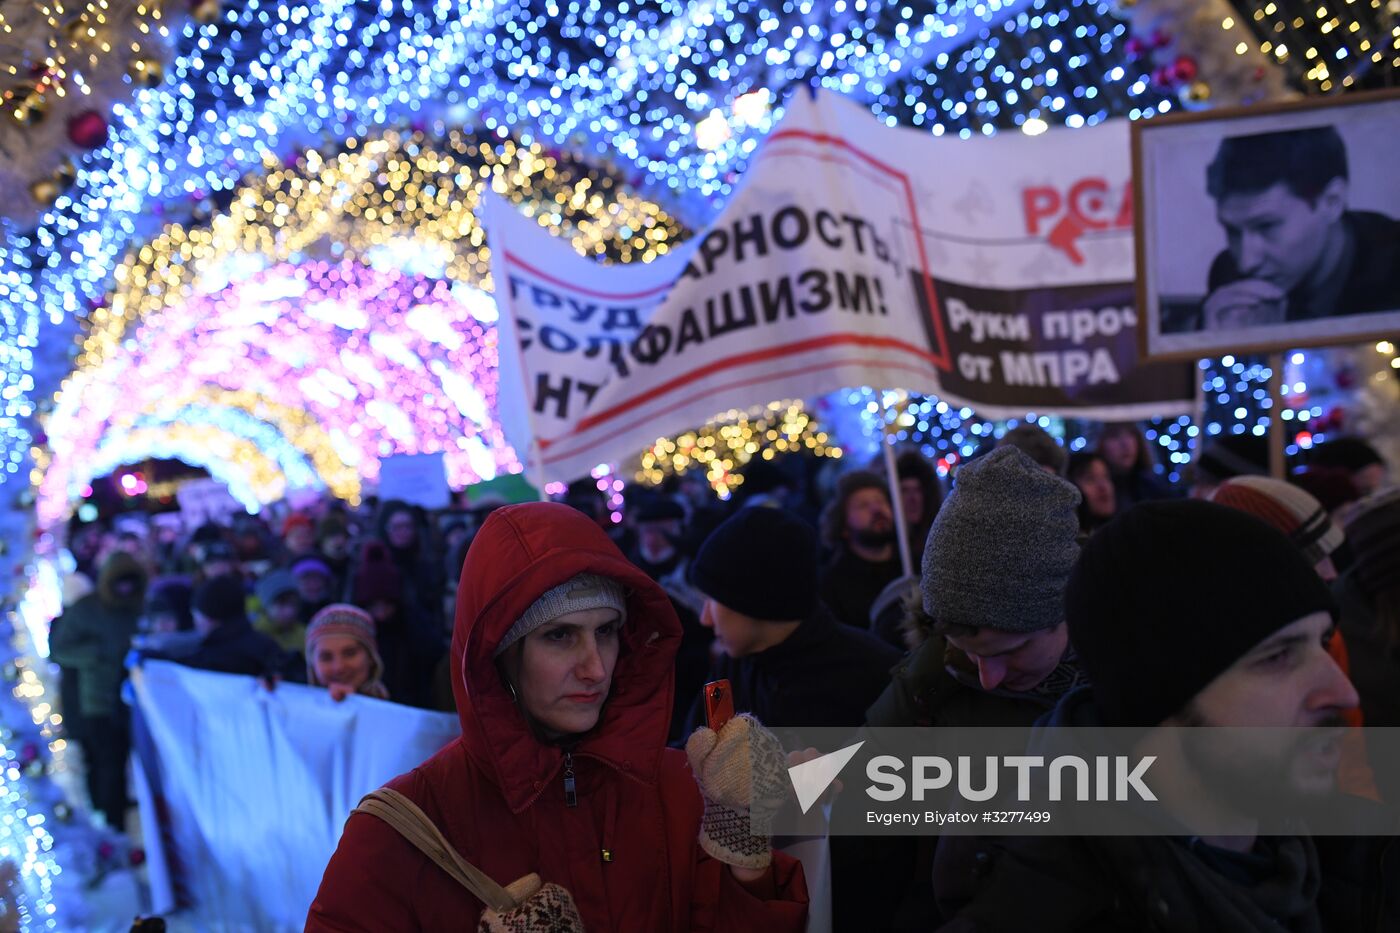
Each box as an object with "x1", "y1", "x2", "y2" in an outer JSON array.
[{"x1": 0, "y1": 0, "x2": 1318, "y2": 501}]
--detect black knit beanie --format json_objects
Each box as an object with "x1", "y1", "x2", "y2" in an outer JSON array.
[
  {"x1": 1066, "y1": 499, "x2": 1335, "y2": 727},
  {"x1": 193, "y1": 574, "x2": 248, "y2": 627},
  {"x1": 691, "y1": 506, "x2": 819, "y2": 621}
]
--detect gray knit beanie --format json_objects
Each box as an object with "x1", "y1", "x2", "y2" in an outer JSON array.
[
  {"x1": 494, "y1": 573, "x2": 628, "y2": 657},
  {"x1": 922, "y1": 446, "x2": 1081, "y2": 633}
]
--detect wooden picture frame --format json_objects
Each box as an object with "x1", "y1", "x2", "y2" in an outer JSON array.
[{"x1": 1133, "y1": 88, "x2": 1400, "y2": 362}]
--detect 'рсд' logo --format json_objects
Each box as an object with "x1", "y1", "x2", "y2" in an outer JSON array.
[{"x1": 1022, "y1": 177, "x2": 1134, "y2": 265}]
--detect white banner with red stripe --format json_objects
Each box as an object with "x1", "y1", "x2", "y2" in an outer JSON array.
[{"x1": 487, "y1": 90, "x2": 1193, "y2": 484}]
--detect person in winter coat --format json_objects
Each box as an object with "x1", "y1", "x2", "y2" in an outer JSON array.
[
  {"x1": 818, "y1": 471, "x2": 904, "y2": 630},
  {"x1": 145, "y1": 574, "x2": 293, "y2": 679},
  {"x1": 353, "y1": 539, "x2": 444, "y2": 708},
  {"x1": 683, "y1": 505, "x2": 898, "y2": 931},
  {"x1": 1336, "y1": 489, "x2": 1400, "y2": 797},
  {"x1": 291, "y1": 557, "x2": 337, "y2": 625},
  {"x1": 373, "y1": 500, "x2": 446, "y2": 631},
  {"x1": 935, "y1": 501, "x2": 1397, "y2": 932},
  {"x1": 1065, "y1": 451, "x2": 1116, "y2": 536},
  {"x1": 305, "y1": 604, "x2": 389, "y2": 702},
  {"x1": 252, "y1": 569, "x2": 306, "y2": 653},
  {"x1": 1096, "y1": 421, "x2": 1174, "y2": 510},
  {"x1": 867, "y1": 447, "x2": 1087, "y2": 729},
  {"x1": 683, "y1": 506, "x2": 899, "y2": 733},
  {"x1": 307, "y1": 502, "x2": 808, "y2": 931},
  {"x1": 857, "y1": 446, "x2": 1087, "y2": 932},
  {"x1": 624, "y1": 494, "x2": 712, "y2": 742},
  {"x1": 1309, "y1": 435, "x2": 1390, "y2": 497},
  {"x1": 316, "y1": 511, "x2": 355, "y2": 594},
  {"x1": 49, "y1": 550, "x2": 148, "y2": 828},
  {"x1": 278, "y1": 513, "x2": 319, "y2": 569},
  {"x1": 891, "y1": 448, "x2": 942, "y2": 558}
]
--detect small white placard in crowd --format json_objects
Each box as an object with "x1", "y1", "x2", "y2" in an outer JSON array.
[
  {"x1": 175, "y1": 479, "x2": 245, "y2": 527},
  {"x1": 377, "y1": 452, "x2": 451, "y2": 509}
]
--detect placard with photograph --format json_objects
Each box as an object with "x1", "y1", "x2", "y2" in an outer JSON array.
[{"x1": 1134, "y1": 90, "x2": 1400, "y2": 361}]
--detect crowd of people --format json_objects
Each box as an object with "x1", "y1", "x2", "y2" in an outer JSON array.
[{"x1": 45, "y1": 422, "x2": 1400, "y2": 930}]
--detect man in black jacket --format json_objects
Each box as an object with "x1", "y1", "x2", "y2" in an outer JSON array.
[
  {"x1": 819, "y1": 471, "x2": 905, "y2": 630},
  {"x1": 684, "y1": 506, "x2": 899, "y2": 732},
  {"x1": 684, "y1": 505, "x2": 901, "y2": 932},
  {"x1": 151, "y1": 574, "x2": 294, "y2": 679}
]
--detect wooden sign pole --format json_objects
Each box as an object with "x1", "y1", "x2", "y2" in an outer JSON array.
[{"x1": 1267, "y1": 352, "x2": 1287, "y2": 480}]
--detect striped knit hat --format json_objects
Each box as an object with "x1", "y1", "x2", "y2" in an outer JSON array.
[
  {"x1": 1209, "y1": 476, "x2": 1343, "y2": 566},
  {"x1": 305, "y1": 603, "x2": 388, "y2": 699}
]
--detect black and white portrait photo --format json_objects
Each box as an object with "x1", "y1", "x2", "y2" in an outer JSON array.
[{"x1": 1135, "y1": 91, "x2": 1400, "y2": 360}]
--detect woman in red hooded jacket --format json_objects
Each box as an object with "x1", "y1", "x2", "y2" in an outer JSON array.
[{"x1": 306, "y1": 502, "x2": 808, "y2": 931}]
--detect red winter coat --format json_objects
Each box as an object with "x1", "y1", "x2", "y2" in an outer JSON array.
[{"x1": 306, "y1": 502, "x2": 808, "y2": 931}]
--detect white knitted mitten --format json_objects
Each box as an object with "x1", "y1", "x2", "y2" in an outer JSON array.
[{"x1": 685, "y1": 714, "x2": 788, "y2": 870}]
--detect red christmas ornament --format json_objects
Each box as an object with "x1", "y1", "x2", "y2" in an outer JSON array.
[
  {"x1": 97, "y1": 841, "x2": 116, "y2": 860},
  {"x1": 1171, "y1": 55, "x2": 1198, "y2": 83},
  {"x1": 1151, "y1": 65, "x2": 1174, "y2": 88},
  {"x1": 1150, "y1": 28, "x2": 1171, "y2": 49},
  {"x1": 1123, "y1": 36, "x2": 1147, "y2": 59},
  {"x1": 67, "y1": 110, "x2": 109, "y2": 149},
  {"x1": 129, "y1": 848, "x2": 147, "y2": 867}
]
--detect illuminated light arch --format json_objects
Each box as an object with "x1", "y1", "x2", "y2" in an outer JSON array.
[
  {"x1": 40, "y1": 130, "x2": 688, "y2": 524},
  {"x1": 86, "y1": 425, "x2": 292, "y2": 516},
  {"x1": 41, "y1": 260, "x2": 513, "y2": 523},
  {"x1": 80, "y1": 131, "x2": 685, "y2": 375},
  {"x1": 160, "y1": 388, "x2": 362, "y2": 501},
  {"x1": 120, "y1": 406, "x2": 324, "y2": 488}
]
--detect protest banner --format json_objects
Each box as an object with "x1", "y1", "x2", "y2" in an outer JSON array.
[
  {"x1": 489, "y1": 89, "x2": 1194, "y2": 484},
  {"x1": 129, "y1": 661, "x2": 460, "y2": 929}
]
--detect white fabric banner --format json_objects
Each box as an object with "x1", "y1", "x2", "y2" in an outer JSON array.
[
  {"x1": 488, "y1": 89, "x2": 1193, "y2": 484},
  {"x1": 129, "y1": 661, "x2": 459, "y2": 931}
]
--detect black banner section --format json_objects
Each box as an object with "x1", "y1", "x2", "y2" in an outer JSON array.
[{"x1": 911, "y1": 273, "x2": 1194, "y2": 410}]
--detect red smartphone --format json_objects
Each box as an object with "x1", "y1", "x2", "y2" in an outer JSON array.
[{"x1": 704, "y1": 679, "x2": 734, "y2": 730}]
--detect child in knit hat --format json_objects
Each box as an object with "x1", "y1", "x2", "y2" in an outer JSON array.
[{"x1": 305, "y1": 604, "x2": 389, "y2": 702}]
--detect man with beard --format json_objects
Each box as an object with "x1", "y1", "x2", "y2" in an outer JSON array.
[
  {"x1": 819, "y1": 471, "x2": 904, "y2": 630},
  {"x1": 935, "y1": 500, "x2": 1397, "y2": 932},
  {"x1": 627, "y1": 496, "x2": 688, "y2": 581}
]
